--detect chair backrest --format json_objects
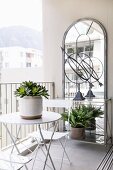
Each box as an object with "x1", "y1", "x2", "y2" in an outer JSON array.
[
  {"x1": 43, "y1": 99, "x2": 72, "y2": 131},
  {"x1": 43, "y1": 99, "x2": 72, "y2": 110}
]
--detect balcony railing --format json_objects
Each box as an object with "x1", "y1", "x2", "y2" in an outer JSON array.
[
  {"x1": 0, "y1": 82, "x2": 55, "y2": 149},
  {"x1": 0, "y1": 82, "x2": 108, "y2": 150},
  {"x1": 65, "y1": 81, "x2": 104, "y2": 99}
]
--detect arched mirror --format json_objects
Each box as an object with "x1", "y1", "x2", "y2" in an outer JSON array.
[{"x1": 62, "y1": 18, "x2": 107, "y2": 143}]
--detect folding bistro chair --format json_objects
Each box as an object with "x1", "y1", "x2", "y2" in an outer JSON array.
[
  {"x1": 0, "y1": 152, "x2": 31, "y2": 170},
  {"x1": 29, "y1": 99, "x2": 72, "y2": 170}
]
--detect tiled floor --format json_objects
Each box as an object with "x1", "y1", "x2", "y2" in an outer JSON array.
[{"x1": 21, "y1": 139, "x2": 109, "y2": 170}]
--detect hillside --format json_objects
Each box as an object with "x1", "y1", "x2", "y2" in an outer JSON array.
[{"x1": 0, "y1": 26, "x2": 42, "y2": 50}]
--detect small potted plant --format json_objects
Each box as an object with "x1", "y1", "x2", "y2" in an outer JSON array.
[
  {"x1": 61, "y1": 106, "x2": 93, "y2": 139},
  {"x1": 14, "y1": 81, "x2": 49, "y2": 119}
]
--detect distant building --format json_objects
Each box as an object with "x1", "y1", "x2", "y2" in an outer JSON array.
[
  {"x1": 0, "y1": 46, "x2": 43, "y2": 82},
  {"x1": 0, "y1": 46, "x2": 42, "y2": 69}
]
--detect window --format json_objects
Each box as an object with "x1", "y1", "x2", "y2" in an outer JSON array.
[
  {"x1": 26, "y1": 53, "x2": 34, "y2": 58},
  {"x1": 26, "y1": 62, "x2": 31, "y2": 67},
  {"x1": 67, "y1": 48, "x2": 74, "y2": 54},
  {"x1": 5, "y1": 62, "x2": 9, "y2": 68}
]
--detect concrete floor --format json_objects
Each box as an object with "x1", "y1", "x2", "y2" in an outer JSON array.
[{"x1": 21, "y1": 139, "x2": 110, "y2": 170}]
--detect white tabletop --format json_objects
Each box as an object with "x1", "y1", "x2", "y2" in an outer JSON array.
[{"x1": 0, "y1": 111, "x2": 61, "y2": 125}]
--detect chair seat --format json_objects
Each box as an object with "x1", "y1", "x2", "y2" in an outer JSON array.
[
  {"x1": 29, "y1": 99, "x2": 72, "y2": 170},
  {"x1": 0, "y1": 152, "x2": 31, "y2": 170},
  {"x1": 30, "y1": 130, "x2": 68, "y2": 140}
]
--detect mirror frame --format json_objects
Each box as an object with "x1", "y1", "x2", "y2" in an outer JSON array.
[
  {"x1": 62, "y1": 18, "x2": 107, "y2": 100},
  {"x1": 62, "y1": 18, "x2": 108, "y2": 143}
]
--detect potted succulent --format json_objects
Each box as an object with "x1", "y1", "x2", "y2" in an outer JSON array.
[
  {"x1": 14, "y1": 81, "x2": 49, "y2": 119},
  {"x1": 61, "y1": 106, "x2": 93, "y2": 139}
]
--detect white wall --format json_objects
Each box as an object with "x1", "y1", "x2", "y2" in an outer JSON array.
[
  {"x1": 42, "y1": 0, "x2": 113, "y2": 98},
  {"x1": 42, "y1": 0, "x2": 113, "y2": 141}
]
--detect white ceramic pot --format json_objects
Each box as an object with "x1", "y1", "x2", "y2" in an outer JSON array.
[{"x1": 19, "y1": 96, "x2": 42, "y2": 119}]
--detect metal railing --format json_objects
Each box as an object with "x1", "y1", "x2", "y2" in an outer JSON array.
[
  {"x1": 0, "y1": 82, "x2": 55, "y2": 149},
  {"x1": 0, "y1": 82, "x2": 111, "y2": 149},
  {"x1": 65, "y1": 81, "x2": 104, "y2": 99}
]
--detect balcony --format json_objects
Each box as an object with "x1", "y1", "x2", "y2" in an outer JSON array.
[{"x1": 0, "y1": 82, "x2": 112, "y2": 170}]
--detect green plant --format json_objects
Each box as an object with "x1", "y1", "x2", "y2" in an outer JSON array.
[
  {"x1": 81, "y1": 105, "x2": 104, "y2": 119},
  {"x1": 61, "y1": 105, "x2": 94, "y2": 128},
  {"x1": 14, "y1": 81, "x2": 49, "y2": 98}
]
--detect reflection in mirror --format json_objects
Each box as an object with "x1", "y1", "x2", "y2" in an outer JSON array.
[
  {"x1": 64, "y1": 19, "x2": 105, "y2": 99},
  {"x1": 62, "y1": 18, "x2": 107, "y2": 144}
]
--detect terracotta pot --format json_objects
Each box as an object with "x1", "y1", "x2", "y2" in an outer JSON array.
[
  {"x1": 19, "y1": 96, "x2": 42, "y2": 119},
  {"x1": 70, "y1": 127, "x2": 85, "y2": 139}
]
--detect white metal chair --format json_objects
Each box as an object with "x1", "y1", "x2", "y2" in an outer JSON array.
[
  {"x1": 0, "y1": 152, "x2": 31, "y2": 170},
  {"x1": 29, "y1": 99, "x2": 72, "y2": 170}
]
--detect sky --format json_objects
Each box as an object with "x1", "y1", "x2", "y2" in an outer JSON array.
[{"x1": 0, "y1": 0, "x2": 42, "y2": 31}]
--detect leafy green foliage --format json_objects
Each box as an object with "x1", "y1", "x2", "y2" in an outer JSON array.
[
  {"x1": 61, "y1": 104, "x2": 103, "y2": 128},
  {"x1": 62, "y1": 105, "x2": 98, "y2": 128},
  {"x1": 81, "y1": 105, "x2": 104, "y2": 118},
  {"x1": 14, "y1": 81, "x2": 49, "y2": 98}
]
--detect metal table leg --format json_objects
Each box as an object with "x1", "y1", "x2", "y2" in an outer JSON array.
[{"x1": 38, "y1": 121, "x2": 58, "y2": 170}]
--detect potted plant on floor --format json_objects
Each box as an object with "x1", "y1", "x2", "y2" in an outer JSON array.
[
  {"x1": 82, "y1": 105, "x2": 104, "y2": 130},
  {"x1": 61, "y1": 106, "x2": 93, "y2": 139},
  {"x1": 14, "y1": 81, "x2": 49, "y2": 119}
]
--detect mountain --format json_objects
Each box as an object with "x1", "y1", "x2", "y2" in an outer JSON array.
[{"x1": 0, "y1": 26, "x2": 42, "y2": 50}]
